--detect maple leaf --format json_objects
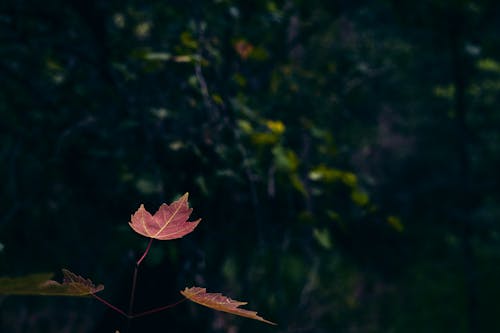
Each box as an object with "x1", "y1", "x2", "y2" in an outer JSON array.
[
  {"x1": 129, "y1": 192, "x2": 201, "y2": 240},
  {"x1": 56, "y1": 269, "x2": 105, "y2": 296},
  {"x1": 0, "y1": 269, "x2": 104, "y2": 297},
  {"x1": 181, "y1": 287, "x2": 276, "y2": 325}
]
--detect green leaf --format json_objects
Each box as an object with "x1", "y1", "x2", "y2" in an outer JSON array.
[
  {"x1": 0, "y1": 269, "x2": 104, "y2": 297},
  {"x1": 477, "y1": 58, "x2": 500, "y2": 73},
  {"x1": 313, "y1": 228, "x2": 332, "y2": 249},
  {"x1": 144, "y1": 52, "x2": 172, "y2": 61},
  {"x1": 180, "y1": 31, "x2": 198, "y2": 49},
  {"x1": 272, "y1": 146, "x2": 298, "y2": 172},
  {"x1": 351, "y1": 189, "x2": 369, "y2": 206},
  {"x1": 0, "y1": 273, "x2": 53, "y2": 295},
  {"x1": 251, "y1": 132, "x2": 279, "y2": 145},
  {"x1": 387, "y1": 215, "x2": 404, "y2": 232},
  {"x1": 290, "y1": 174, "x2": 308, "y2": 197}
]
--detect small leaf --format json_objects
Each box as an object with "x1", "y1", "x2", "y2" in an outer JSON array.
[
  {"x1": 58, "y1": 269, "x2": 104, "y2": 296},
  {"x1": 0, "y1": 269, "x2": 104, "y2": 296},
  {"x1": 181, "y1": 287, "x2": 276, "y2": 325},
  {"x1": 144, "y1": 52, "x2": 172, "y2": 61},
  {"x1": 234, "y1": 39, "x2": 254, "y2": 59},
  {"x1": 129, "y1": 193, "x2": 201, "y2": 240},
  {"x1": 387, "y1": 215, "x2": 404, "y2": 232},
  {"x1": 265, "y1": 120, "x2": 285, "y2": 135},
  {"x1": 351, "y1": 189, "x2": 369, "y2": 206},
  {"x1": 313, "y1": 228, "x2": 332, "y2": 249}
]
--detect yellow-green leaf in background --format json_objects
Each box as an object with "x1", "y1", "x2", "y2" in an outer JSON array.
[
  {"x1": 180, "y1": 31, "x2": 198, "y2": 49},
  {"x1": 477, "y1": 58, "x2": 500, "y2": 73},
  {"x1": 433, "y1": 84, "x2": 455, "y2": 99},
  {"x1": 134, "y1": 21, "x2": 152, "y2": 39},
  {"x1": 237, "y1": 119, "x2": 253, "y2": 134},
  {"x1": 351, "y1": 189, "x2": 369, "y2": 206},
  {"x1": 326, "y1": 210, "x2": 341, "y2": 222},
  {"x1": 211, "y1": 94, "x2": 224, "y2": 105},
  {"x1": 251, "y1": 132, "x2": 279, "y2": 145},
  {"x1": 387, "y1": 215, "x2": 404, "y2": 232},
  {"x1": 232, "y1": 73, "x2": 247, "y2": 87},
  {"x1": 272, "y1": 146, "x2": 299, "y2": 172},
  {"x1": 290, "y1": 174, "x2": 308, "y2": 197},
  {"x1": 265, "y1": 120, "x2": 285, "y2": 135},
  {"x1": 144, "y1": 52, "x2": 172, "y2": 61},
  {"x1": 248, "y1": 46, "x2": 269, "y2": 61},
  {"x1": 308, "y1": 165, "x2": 342, "y2": 182},
  {"x1": 313, "y1": 228, "x2": 332, "y2": 249},
  {"x1": 0, "y1": 269, "x2": 104, "y2": 297},
  {"x1": 341, "y1": 172, "x2": 357, "y2": 187}
]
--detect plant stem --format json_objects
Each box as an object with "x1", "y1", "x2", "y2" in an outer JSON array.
[
  {"x1": 132, "y1": 298, "x2": 186, "y2": 318},
  {"x1": 126, "y1": 238, "x2": 153, "y2": 333},
  {"x1": 91, "y1": 294, "x2": 129, "y2": 318},
  {"x1": 131, "y1": 297, "x2": 187, "y2": 318},
  {"x1": 128, "y1": 266, "x2": 139, "y2": 316},
  {"x1": 136, "y1": 238, "x2": 153, "y2": 266},
  {"x1": 128, "y1": 238, "x2": 153, "y2": 315}
]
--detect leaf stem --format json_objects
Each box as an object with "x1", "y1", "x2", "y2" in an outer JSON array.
[
  {"x1": 128, "y1": 265, "x2": 139, "y2": 317},
  {"x1": 128, "y1": 238, "x2": 153, "y2": 317},
  {"x1": 91, "y1": 293, "x2": 129, "y2": 318},
  {"x1": 126, "y1": 237, "x2": 154, "y2": 333},
  {"x1": 131, "y1": 297, "x2": 187, "y2": 318},
  {"x1": 136, "y1": 238, "x2": 153, "y2": 266}
]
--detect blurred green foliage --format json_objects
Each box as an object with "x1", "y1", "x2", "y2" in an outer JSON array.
[{"x1": 1, "y1": 0, "x2": 500, "y2": 332}]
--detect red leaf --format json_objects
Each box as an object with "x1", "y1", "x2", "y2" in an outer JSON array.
[
  {"x1": 181, "y1": 287, "x2": 276, "y2": 325},
  {"x1": 234, "y1": 39, "x2": 254, "y2": 60},
  {"x1": 129, "y1": 192, "x2": 201, "y2": 240}
]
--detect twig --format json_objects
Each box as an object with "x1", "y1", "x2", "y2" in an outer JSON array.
[
  {"x1": 91, "y1": 294, "x2": 129, "y2": 318},
  {"x1": 132, "y1": 297, "x2": 187, "y2": 318},
  {"x1": 127, "y1": 238, "x2": 154, "y2": 331}
]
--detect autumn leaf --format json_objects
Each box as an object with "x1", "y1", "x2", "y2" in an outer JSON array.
[
  {"x1": 56, "y1": 269, "x2": 105, "y2": 295},
  {"x1": 234, "y1": 39, "x2": 254, "y2": 60},
  {"x1": 181, "y1": 287, "x2": 276, "y2": 325},
  {"x1": 0, "y1": 269, "x2": 104, "y2": 296},
  {"x1": 129, "y1": 192, "x2": 201, "y2": 240}
]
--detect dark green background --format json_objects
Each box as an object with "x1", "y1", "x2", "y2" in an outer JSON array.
[{"x1": 1, "y1": 0, "x2": 500, "y2": 332}]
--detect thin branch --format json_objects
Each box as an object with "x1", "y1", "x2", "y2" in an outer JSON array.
[
  {"x1": 128, "y1": 266, "x2": 139, "y2": 317},
  {"x1": 128, "y1": 238, "x2": 153, "y2": 315},
  {"x1": 136, "y1": 238, "x2": 153, "y2": 266},
  {"x1": 132, "y1": 297, "x2": 187, "y2": 318},
  {"x1": 91, "y1": 294, "x2": 129, "y2": 318},
  {"x1": 127, "y1": 238, "x2": 154, "y2": 331}
]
